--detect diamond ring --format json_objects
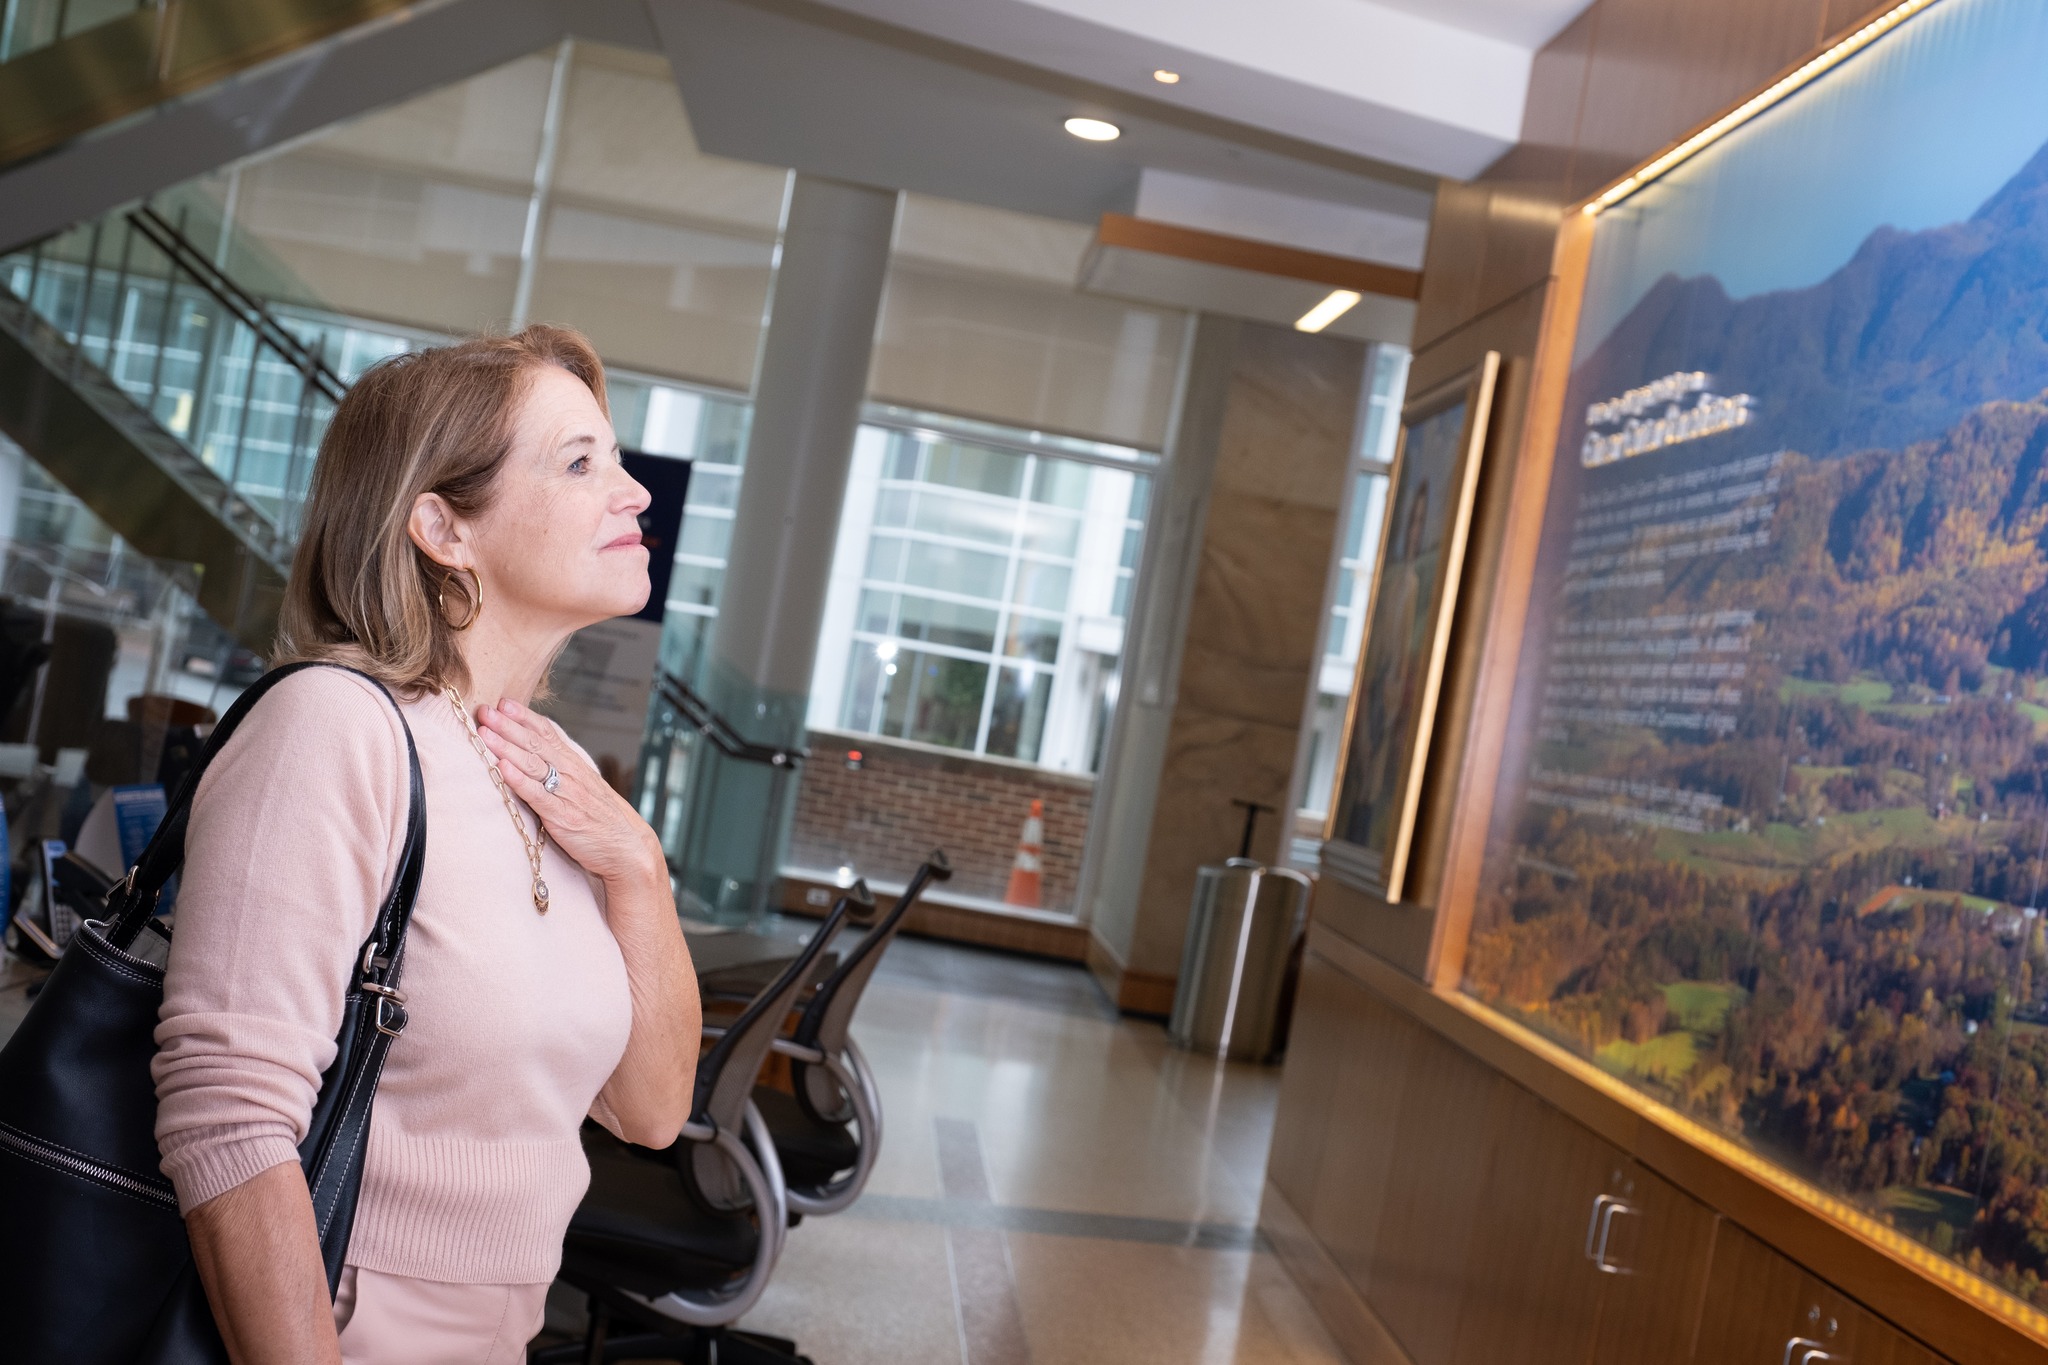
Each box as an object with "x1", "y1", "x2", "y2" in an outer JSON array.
[{"x1": 541, "y1": 761, "x2": 562, "y2": 795}]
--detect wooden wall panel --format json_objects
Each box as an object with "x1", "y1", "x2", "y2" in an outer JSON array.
[
  {"x1": 1367, "y1": 1028, "x2": 1500, "y2": 1365},
  {"x1": 1266, "y1": 954, "x2": 1351, "y2": 1215},
  {"x1": 1472, "y1": 187, "x2": 1565, "y2": 324},
  {"x1": 1309, "y1": 978, "x2": 1415, "y2": 1296},
  {"x1": 1825, "y1": 0, "x2": 1896, "y2": 42},
  {"x1": 1449, "y1": 1084, "x2": 1614, "y2": 1365},
  {"x1": 1692, "y1": 1221, "x2": 1819, "y2": 1365},
  {"x1": 1569, "y1": 0, "x2": 1832, "y2": 198},
  {"x1": 1515, "y1": 5, "x2": 1598, "y2": 195},
  {"x1": 1412, "y1": 177, "x2": 1495, "y2": 352}
]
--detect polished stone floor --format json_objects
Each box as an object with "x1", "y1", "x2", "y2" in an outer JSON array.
[{"x1": 553, "y1": 932, "x2": 1345, "y2": 1365}]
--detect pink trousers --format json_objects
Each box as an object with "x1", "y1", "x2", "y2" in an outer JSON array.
[{"x1": 333, "y1": 1265, "x2": 549, "y2": 1364}]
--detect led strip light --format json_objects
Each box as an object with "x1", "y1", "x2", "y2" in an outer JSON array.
[{"x1": 1584, "y1": 0, "x2": 1946, "y2": 217}]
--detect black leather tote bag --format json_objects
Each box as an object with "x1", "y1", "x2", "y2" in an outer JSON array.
[{"x1": 0, "y1": 662, "x2": 425, "y2": 1364}]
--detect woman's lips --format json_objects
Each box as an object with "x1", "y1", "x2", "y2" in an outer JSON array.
[{"x1": 603, "y1": 531, "x2": 644, "y2": 550}]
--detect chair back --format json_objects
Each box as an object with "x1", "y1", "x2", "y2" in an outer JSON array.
[
  {"x1": 688, "y1": 886, "x2": 867, "y2": 1205},
  {"x1": 790, "y1": 854, "x2": 950, "y2": 1117}
]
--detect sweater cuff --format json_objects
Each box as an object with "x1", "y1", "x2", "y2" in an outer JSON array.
[{"x1": 160, "y1": 1124, "x2": 303, "y2": 1213}]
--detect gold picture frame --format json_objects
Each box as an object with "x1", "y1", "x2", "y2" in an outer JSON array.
[{"x1": 1325, "y1": 350, "x2": 1500, "y2": 904}]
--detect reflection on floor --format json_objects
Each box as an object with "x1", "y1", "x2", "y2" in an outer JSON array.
[{"x1": 548, "y1": 932, "x2": 1343, "y2": 1365}]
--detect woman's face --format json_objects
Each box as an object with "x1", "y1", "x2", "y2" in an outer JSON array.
[{"x1": 467, "y1": 364, "x2": 652, "y2": 634}]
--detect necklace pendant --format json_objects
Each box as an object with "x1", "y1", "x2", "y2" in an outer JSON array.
[{"x1": 533, "y1": 876, "x2": 551, "y2": 915}]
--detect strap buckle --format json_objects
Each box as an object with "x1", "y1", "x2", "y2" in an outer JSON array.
[{"x1": 361, "y1": 981, "x2": 408, "y2": 1038}]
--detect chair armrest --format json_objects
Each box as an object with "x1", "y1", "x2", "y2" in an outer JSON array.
[{"x1": 770, "y1": 1037, "x2": 828, "y2": 1065}]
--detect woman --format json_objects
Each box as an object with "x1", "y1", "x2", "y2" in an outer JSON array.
[{"x1": 151, "y1": 325, "x2": 700, "y2": 1363}]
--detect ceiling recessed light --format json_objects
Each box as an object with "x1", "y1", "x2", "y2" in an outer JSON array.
[
  {"x1": 1153, "y1": 69, "x2": 1181, "y2": 84},
  {"x1": 1295, "y1": 290, "x2": 1362, "y2": 334},
  {"x1": 1064, "y1": 117, "x2": 1121, "y2": 142}
]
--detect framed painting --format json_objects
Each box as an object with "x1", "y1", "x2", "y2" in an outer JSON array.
[{"x1": 1326, "y1": 351, "x2": 1499, "y2": 903}]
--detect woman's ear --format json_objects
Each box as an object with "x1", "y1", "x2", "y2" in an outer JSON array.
[{"x1": 407, "y1": 492, "x2": 469, "y2": 571}]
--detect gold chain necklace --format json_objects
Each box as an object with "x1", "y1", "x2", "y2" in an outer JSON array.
[{"x1": 447, "y1": 688, "x2": 550, "y2": 914}]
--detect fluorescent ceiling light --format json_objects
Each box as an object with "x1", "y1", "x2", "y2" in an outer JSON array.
[
  {"x1": 1152, "y1": 69, "x2": 1181, "y2": 84},
  {"x1": 1064, "y1": 117, "x2": 1121, "y2": 142},
  {"x1": 1295, "y1": 290, "x2": 1361, "y2": 333}
]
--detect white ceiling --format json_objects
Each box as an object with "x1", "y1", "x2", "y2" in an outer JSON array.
[
  {"x1": 1361, "y1": 0, "x2": 1594, "y2": 50},
  {"x1": 803, "y1": 0, "x2": 1597, "y2": 178},
  {"x1": 650, "y1": 0, "x2": 1596, "y2": 279},
  {"x1": 653, "y1": 0, "x2": 1437, "y2": 225}
]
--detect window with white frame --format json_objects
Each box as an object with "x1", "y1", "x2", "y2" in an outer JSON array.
[{"x1": 808, "y1": 419, "x2": 1151, "y2": 772}]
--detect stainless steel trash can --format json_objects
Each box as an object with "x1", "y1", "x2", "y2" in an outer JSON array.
[{"x1": 1168, "y1": 858, "x2": 1310, "y2": 1063}]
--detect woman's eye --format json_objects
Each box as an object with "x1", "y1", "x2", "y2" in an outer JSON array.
[{"x1": 568, "y1": 455, "x2": 590, "y2": 474}]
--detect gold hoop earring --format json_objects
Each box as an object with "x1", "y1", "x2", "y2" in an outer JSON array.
[{"x1": 440, "y1": 568, "x2": 482, "y2": 631}]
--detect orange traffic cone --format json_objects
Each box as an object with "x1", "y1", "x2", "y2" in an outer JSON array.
[{"x1": 1004, "y1": 799, "x2": 1044, "y2": 907}]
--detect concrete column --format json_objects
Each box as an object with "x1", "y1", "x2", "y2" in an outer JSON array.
[
  {"x1": 1081, "y1": 317, "x2": 1367, "y2": 1012},
  {"x1": 678, "y1": 173, "x2": 897, "y2": 920}
]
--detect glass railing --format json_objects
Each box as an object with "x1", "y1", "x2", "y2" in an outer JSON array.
[
  {"x1": 638, "y1": 671, "x2": 808, "y2": 925},
  {"x1": 0, "y1": 201, "x2": 347, "y2": 555}
]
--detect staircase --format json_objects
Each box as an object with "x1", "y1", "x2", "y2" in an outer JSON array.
[{"x1": 0, "y1": 202, "x2": 347, "y2": 644}]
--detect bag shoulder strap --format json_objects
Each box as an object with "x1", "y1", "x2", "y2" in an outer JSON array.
[{"x1": 104, "y1": 662, "x2": 426, "y2": 998}]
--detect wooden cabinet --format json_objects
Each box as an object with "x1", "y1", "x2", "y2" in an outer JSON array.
[
  {"x1": 1368, "y1": 1025, "x2": 1501, "y2": 1365},
  {"x1": 1269, "y1": 935, "x2": 2001, "y2": 1365},
  {"x1": 1444, "y1": 1086, "x2": 1721, "y2": 1365},
  {"x1": 1694, "y1": 1223, "x2": 1948, "y2": 1365},
  {"x1": 1589, "y1": 1159, "x2": 1721, "y2": 1365},
  {"x1": 1450, "y1": 1082, "x2": 1615, "y2": 1365},
  {"x1": 1272, "y1": 950, "x2": 1724, "y2": 1365}
]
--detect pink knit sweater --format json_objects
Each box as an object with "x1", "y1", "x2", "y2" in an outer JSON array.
[{"x1": 151, "y1": 668, "x2": 634, "y2": 1285}]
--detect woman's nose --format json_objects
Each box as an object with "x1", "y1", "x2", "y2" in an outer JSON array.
[{"x1": 615, "y1": 469, "x2": 651, "y2": 516}]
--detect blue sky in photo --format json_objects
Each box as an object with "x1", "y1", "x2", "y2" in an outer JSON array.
[{"x1": 1576, "y1": 0, "x2": 2048, "y2": 361}]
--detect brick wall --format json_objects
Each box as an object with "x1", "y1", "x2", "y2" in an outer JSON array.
[{"x1": 787, "y1": 729, "x2": 1094, "y2": 913}]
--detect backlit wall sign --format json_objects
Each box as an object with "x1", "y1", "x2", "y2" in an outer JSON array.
[{"x1": 1469, "y1": 0, "x2": 2048, "y2": 1322}]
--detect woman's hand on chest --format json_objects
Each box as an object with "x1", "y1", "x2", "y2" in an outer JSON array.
[{"x1": 475, "y1": 699, "x2": 664, "y2": 892}]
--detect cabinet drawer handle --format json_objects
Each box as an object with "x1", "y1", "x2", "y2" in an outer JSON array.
[
  {"x1": 1584, "y1": 1194, "x2": 1620, "y2": 1259},
  {"x1": 1591, "y1": 1197, "x2": 1637, "y2": 1275},
  {"x1": 1782, "y1": 1337, "x2": 1837, "y2": 1365}
]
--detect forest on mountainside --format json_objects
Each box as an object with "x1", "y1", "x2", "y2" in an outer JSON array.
[{"x1": 1469, "y1": 391, "x2": 2048, "y2": 1308}]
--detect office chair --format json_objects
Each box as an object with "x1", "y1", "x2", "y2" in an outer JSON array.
[
  {"x1": 752, "y1": 851, "x2": 951, "y2": 1216},
  {"x1": 537, "y1": 885, "x2": 869, "y2": 1365}
]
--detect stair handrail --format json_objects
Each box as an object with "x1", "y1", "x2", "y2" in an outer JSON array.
[
  {"x1": 125, "y1": 203, "x2": 347, "y2": 403},
  {"x1": 655, "y1": 671, "x2": 807, "y2": 769}
]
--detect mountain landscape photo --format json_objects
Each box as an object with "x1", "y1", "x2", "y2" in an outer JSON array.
[{"x1": 1467, "y1": 129, "x2": 2048, "y2": 1311}]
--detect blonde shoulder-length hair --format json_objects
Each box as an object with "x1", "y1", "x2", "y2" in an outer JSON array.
[{"x1": 274, "y1": 324, "x2": 609, "y2": 697}]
